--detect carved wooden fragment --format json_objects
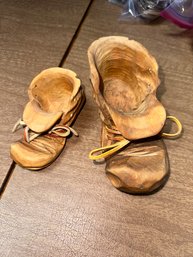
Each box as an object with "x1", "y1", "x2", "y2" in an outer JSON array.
[
  {"x1": 11, "y1": 68, "x2": 85, "y2": 170},
  {"x1": 88, "y1": 36, "x2": 169, "y2": 194}
]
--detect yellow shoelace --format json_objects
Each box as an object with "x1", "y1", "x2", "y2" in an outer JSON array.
[{"x1": 89, "y1": 116, "x2": 182, "y2": 161}]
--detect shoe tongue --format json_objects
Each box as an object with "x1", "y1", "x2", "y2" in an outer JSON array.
[
  {"x1": 107, "y1": 95, "x2": 166, "y2": 140},
  {"x1": 23, "y1": 99, "x2": 63, "y2": 133}
]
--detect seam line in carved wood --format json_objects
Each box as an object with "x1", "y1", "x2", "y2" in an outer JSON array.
[{"x1": 58, "y1": 0, "x2": 94, "y2": 67}]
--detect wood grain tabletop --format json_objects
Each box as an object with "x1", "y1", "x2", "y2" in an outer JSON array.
[{"x1": 1, "y1": 0, "x2": 193, "y2": 256}]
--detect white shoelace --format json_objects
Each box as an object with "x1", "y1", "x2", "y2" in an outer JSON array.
[{"x1": 12, "y1": 118, "x2": 78, "y2": 143}]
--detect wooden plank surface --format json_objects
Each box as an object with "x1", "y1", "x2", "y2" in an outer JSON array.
[
  {"x1": 0, "y1": 0, "x2": 90, "y2": 184},
  {"x1": 1, "y1": 1, "x2": 193, "y2": 257}
]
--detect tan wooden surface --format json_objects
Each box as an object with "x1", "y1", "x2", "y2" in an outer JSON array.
[
  {"x1": 1, "y1": 0, "x2": 193, "y2": 256},
  {"x1": 0, "y1": 0, "x2": 90, "y2": 184}
]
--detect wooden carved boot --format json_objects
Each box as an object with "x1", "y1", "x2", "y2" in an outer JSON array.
[
  {"x1": 88, "y1": 36, "x2": 182, "y2": 194},
  {"x1": 11, "y1": 67, "x2": 85, "y2": 170}
]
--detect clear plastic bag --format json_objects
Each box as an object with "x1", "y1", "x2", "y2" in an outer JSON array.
[
  {"x1": 109, "y1": 0, "x2": 173, "y2": 19},
  {"x1": 109, "y1": 0, "x2": 193, "y2": 28},
  {"x1": 160, "y1": 0, "x2": 193, "y2": 28}
]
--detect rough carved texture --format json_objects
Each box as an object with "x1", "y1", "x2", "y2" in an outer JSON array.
[
  {"x1": 10, "y1": 68, "x2": 85, "y2": 170},
  {"x1": 1, "y1": 0, "x2": 193, "y2": 256},
  {"x1": 88, "y1": 36, "x2": 166, "y2": 140},
  {"x1": 106, "y1": 136, "x2": 169, "y2": 194},
  {"x1": 88, "y1": 36, "x2": 168, "y2": 193}
]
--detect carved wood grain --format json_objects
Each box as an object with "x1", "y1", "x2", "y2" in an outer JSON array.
[{"x1": 1, "y1": 0, "x2": 193, "y2": 256}]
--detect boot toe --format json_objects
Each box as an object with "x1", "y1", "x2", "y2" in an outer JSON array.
[
  {"x1": 10, "y1": 137, "x2": 65, "y2": 170},
  {"x1": 105, "y1": 140, "x2": 169, "y2": 194}
]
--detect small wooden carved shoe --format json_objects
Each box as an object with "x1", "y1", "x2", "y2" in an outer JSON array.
[
  {"x1": 11, "y1": 67, "x2": 85, "y2": 170},
  {"x1": 88, "y1": 36, "x2": 182, "y2": 194}
]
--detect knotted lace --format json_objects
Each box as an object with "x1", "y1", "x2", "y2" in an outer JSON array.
[
  {"x1": 89, "y1": 116, "x2": 182, "y2": 160},
  {"x1": 12, "y1": 118, "x2": 78, "y2": 143}
]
